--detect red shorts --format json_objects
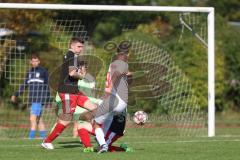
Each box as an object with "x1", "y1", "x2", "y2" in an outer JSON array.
[{"x1": 59, "y1": 92, "x2": 89, "y2": 114}]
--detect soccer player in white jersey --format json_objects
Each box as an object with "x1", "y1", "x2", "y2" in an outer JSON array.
[{"x1": 94, "y1": 44, "x2": 131, "y2": 153}]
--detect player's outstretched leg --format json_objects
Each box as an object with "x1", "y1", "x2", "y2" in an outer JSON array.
[
  {"x1": 41, "y1": 119, "x2": 68, "y2": 150},
  {"x1": 41, "y1": 142, "x2": 54, "y2": 150},
  {"x1": 95, "y1": 125, "x2": 108, "y2": 154},
  {"x1": 98, "y1": 143, "x2": 108, "y2": 154}
]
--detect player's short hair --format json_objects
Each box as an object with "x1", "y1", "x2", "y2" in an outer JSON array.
[
  {"x1": 117, "y1": 47, "x2": 129, "y2": 55},
  {"x1": 30, "y1": 54, "x2": 40, "y2": 60},
  {"x1": 117, "y1": 41, "x2": 131, "y2": 55},
  {"x1": 70, "y1": 37, "x2": 84, "y2": 45}
]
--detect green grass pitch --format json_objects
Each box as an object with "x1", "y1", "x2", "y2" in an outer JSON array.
[{"x1": 0, "y1": 127, "x2": 240, "y2": 160}]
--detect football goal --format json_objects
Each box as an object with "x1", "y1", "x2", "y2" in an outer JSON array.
[{"x1": 0, "y1": 3, "x2": 214, "y2": 138}]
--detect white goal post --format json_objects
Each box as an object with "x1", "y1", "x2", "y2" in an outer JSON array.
[{"x1": 0, "y1": 3, "x2": 215, "y2": 137}]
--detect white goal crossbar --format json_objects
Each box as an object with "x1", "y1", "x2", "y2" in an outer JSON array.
[{"x1": 0, "y1": 3, "x2": 215, "y2": 137}]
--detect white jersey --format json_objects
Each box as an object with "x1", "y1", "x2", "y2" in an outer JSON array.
[{"x1": 105, "y1": 59, "x2": 128, "y2": 103}]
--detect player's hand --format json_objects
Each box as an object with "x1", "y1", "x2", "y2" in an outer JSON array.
[
  {"x1": 69, "y1": 69, "x2": 77, "y2": 76},
  {"x1": 78, "y1": 70, "x2": 86, "y2": 78},
  {"x1": 126, "y1": 71, "x2": 133, "y2": 76},
  {"x1": 78, "y1": 66, "x2": 87, "y2": 75},
  {"x1": 11, "y1": 95, "x2": 17, "y2": 103},
  {"x1": 69, "y1": 66, "x2": 78, "y2": 76},
  {"x1": 127, "y1": 74, "x2": 133, "y2": 85}
]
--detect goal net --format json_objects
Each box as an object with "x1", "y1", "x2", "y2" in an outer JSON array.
[{"x1": 0, "y1": 4, "x2": 214, "y2": 139}]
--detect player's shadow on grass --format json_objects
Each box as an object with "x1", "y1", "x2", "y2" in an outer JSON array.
[
  {"x1": 58, "y1": 140, "x2": 81, "y2": 144},
  {"x1": 57, "y1": 141, "x2": 82, "y2": 149}
]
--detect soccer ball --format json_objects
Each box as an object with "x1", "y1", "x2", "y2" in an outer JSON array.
[{"x1": 133, "y1": 110, "x2": 148, "y2": 125}]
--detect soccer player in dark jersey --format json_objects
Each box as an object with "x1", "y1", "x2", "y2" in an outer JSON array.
[
  {"x1": 41, "y1": 37, "x2": 106, "y2": 150},
  {"x1": 104, "y1": 110, "x2": 133, "y2": 152},
  {"x1": 55, "y1": 62, "x2": 101, "y2": 152},
  {"x1": 77, "y1": 109, "x2": 133, "y2": 153},
  {"x1": 11, "y1": 54, "x2": 50, "y2": 139}
]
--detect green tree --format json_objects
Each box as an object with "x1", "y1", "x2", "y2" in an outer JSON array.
[
  {"x1": 207, "y1": 0, "x2": 240, "y2": 21},
  {"x1": 0, "y1": 0, "x2": 58, "y2": 34}
]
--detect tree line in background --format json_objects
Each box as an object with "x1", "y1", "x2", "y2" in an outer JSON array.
[{"x1": 0, "y1": 0, "x2": 239, "y2": 113}]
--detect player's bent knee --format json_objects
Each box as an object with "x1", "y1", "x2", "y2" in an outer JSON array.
[
  {"x1": 58, "y1": 113, "x2": 73, "y2": 122},
  {"x1": 77, "y1": 122, "x2": 93, "y2": 132},
  {"x1": 30, "y1": 115, "x2": 37, "y2": 121}
]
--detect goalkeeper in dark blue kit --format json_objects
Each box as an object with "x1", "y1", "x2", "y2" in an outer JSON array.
[{"x1": 11, "y1": 54, "x2": 51, "y2": 139}]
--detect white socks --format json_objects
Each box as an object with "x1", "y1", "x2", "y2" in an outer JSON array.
[{"x1": 95, "y1": 127, "x2": 107, "y2": 146}]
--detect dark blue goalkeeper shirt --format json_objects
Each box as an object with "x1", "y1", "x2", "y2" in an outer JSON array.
[{"x1": 14, "y1": 66, "x2": 50, "y2": 104}]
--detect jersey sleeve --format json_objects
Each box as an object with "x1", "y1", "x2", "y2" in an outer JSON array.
[
  {"x1": 43, "y1": 69, "x2": 49, "y2": 84},
  {"x1": 63, "y1": 53, "x2": 75, "y2": 78},
  {"x1": 66, "y1": 53, "x2": 75, "y2": 66},
  {"x1": 63, "y1": 52, "x2": 77, "y2": 71}
]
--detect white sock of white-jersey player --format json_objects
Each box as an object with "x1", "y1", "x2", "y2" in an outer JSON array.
[{"x1": 95, "y1": 128, "x2": 107, "y2": 147}]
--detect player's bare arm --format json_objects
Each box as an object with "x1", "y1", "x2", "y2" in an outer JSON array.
[{"x1": 104, "y1": 70, "x2": 122, "y2": 97}]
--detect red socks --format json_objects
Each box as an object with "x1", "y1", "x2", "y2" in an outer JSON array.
[
  {"x1": 44, "y1": 123, "x2": 66, "y2": 143},
  {"x1": 78, "y1": 128, "x2": 92, "y2": 147},
  {"x1": 109, "y1": 146, "x2": 125, "y2": 152}
]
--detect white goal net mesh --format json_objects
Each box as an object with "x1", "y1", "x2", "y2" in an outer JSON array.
[{"x1": 0, "y1": 9, "x2": 208, "y2": 138}]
